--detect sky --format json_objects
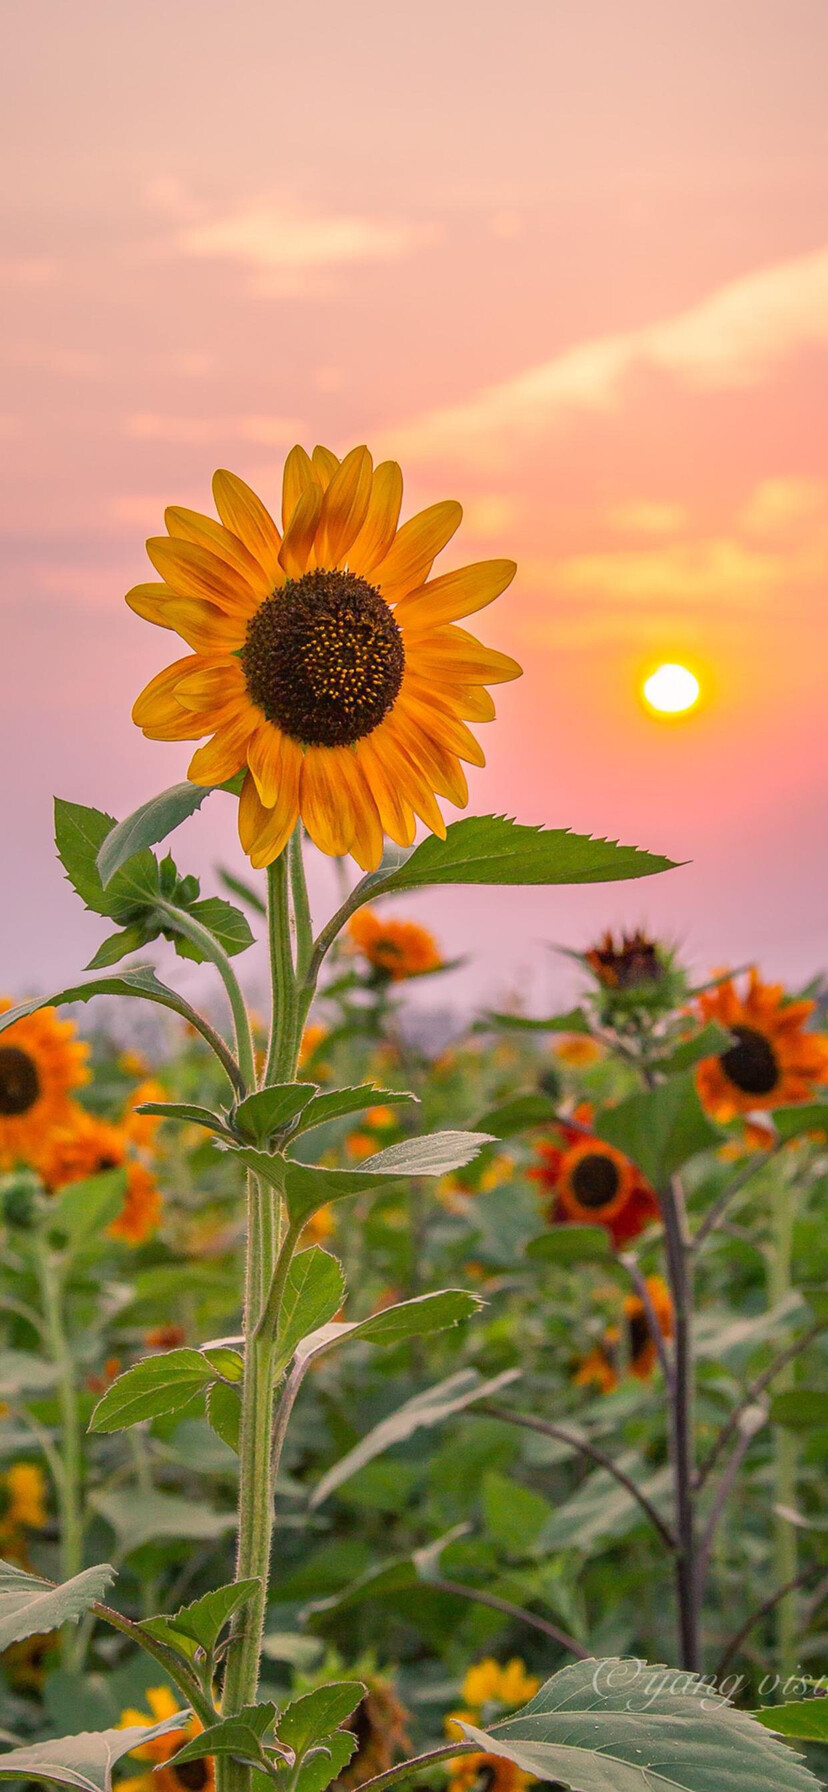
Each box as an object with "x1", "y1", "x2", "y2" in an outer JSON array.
[{"x1": 3, "y1": 0, "x2": 828, "y2": 1017}]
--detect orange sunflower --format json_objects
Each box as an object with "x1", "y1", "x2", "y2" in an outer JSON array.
[
  {"x1": 118, "y1": 1687, "x2": 212, "y2": 1792},
  {"x1": 0, "y1": 1002, "x2": 89, "y2": 1170},
  {"x1": 575, "y1": 1275, "x2": 674, "y2": 1394},
  {"x1": 696, "y1": 969, "x2": 828, "y2": 1121},
  {"x1": 37, "y1": 1105, "x2": 163, "y2": 1246},
  {"x1": 348, "y1": 907, "x2": 442, "y2": 981},
  {"x1": 128, "y1": 446, "x2": 520, "y2": 871},
  {"x1": 530, "y1": 1105, "x2": 660, "y2": 1247}
]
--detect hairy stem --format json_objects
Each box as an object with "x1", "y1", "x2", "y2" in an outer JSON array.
[
  {"x1": 38, "y1": 1249, "x2": 84, "y2": 1670},
  {"x1": 660, "y1": 1175, "x2": 701, "y2": 1671},
  {"x1": 767, "y1": 1169, "x2": 799, "y2": 1680},
  {"x1": 155, "y1": 898, "x2": 256, "y2": 1092}
]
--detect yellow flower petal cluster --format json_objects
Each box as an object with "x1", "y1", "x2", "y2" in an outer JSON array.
[{"x1": 129, "y1": 446, "x2": 520, "y2": 870}]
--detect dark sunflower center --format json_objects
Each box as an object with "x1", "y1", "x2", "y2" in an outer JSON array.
[
  {"x1": 719, "y1": 1025, "x2": 779, "y2": 1097},
  {"x1": 173, "y1": 1761, "x2": 210, "y2": 1792},
  {"x1": 627, "y1": 1309, "x2": 651, "y2": 1361},
  {"x1": 0, "y1": 1046, "x2": 41, "y2": 1117},
  {"x1": 571, "y1": 1152, "x2": 621, "y2": 1209},
  {"x1": 241, "y1": 569, "x2": 405, "y2": 748}
]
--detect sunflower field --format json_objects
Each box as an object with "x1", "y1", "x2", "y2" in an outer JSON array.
[{"x1": 1, "y1": 447, "x2": 827, "y2": 1792}]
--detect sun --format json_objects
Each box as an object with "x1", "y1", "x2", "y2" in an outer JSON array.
[{"x1": 642, "y1": 663, "x2": 700, "y2": 717}]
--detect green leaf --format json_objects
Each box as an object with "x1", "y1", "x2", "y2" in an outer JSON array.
[
  {"x1": 311, "y1": 1367, "x2": 520, "y2": 1506},
  {"x1": 54, "y1": 799, "x2": 158, "y2": 921},
  {"x1": 483, "y1": 1005, "x2": 593, "y2": 1034},
  {"x1": 202, "y1": 1345, "x2": 244, "y2": 1383},
  {"x1": 526, "y1": 1226, "x2": 613, "y2": 1265},
  {"x1": 595, "y1": 1073, "x2": 722, "y2": 1187},
  {"x1": 483, "y1": 1471, "x2": 552, "y2": 1553},
  {"x1": 141, "y1": 1580, "x2": 259, "y2": 1661},
  {"x1": 331, "y1": 1289, "x2": 482, "y2": 1351},
  {"x1": 770, "y1": 1104, "x2": 828, "y2": 1142},
  {"x1": 179, "y1": 897, "x2": 254, "y2": 958},
  {"x1": 475, "y1": 1091, "x2": 559, "y2": 1138},
  {"x1": 372, "y1": 815, "x2": 677, "y2": 894},
  {"x1": 136, "y1": 1101, "x2": 235, "y2": 1138},
  {"x1": 275, "y1": 1130, "x2": 493, "y2": 1224},
  {"x1": 754, "y1": 1702, "x2": 828, "y2": 1742},
  {"x1": 292, "y1": 1731, "x2": 358, "y2": 1792},
  {"x1": 292, "y1": 1085, "x2": 419, "y2": 1134},
  {"x1": 89, "y1": 1350, "x2": 217, "y2": 1432},
  {"x1": 459, "y1": 1657, "x2": 820, "y2": 1792},
  {"x1": 0, "y1": 1560, "x2": 116, "y2": 1650},
  {"x1": 170, "y1": 1704, "x2": 280, "y2": 1771},
  {"x1": 277, "y1": 1683, "x2": 364, "y2": 1755},
  {"x1": 47, "y1": 1169, "x2": 128, "y2": 1249},
  {"x1": 655, "y1": 1024, "x2": 735, "y2": 1074},
  {"x1": 91, "y1": 1488, "x2": 236, "y2": 1553},
  {"x1": 276, "y1": 1249, "x2": 346, "y2": 1369},
  {"x1": 233, "y1": 1083, "x2": 318, "y2": 1145},
  {"x1": 0, "y1": 1713, "x2": 188, "y2": 1792},
  {"x1": 769, "y1": 1389, "x2": 827, "y2": 1429},
  {"x1": 206, "y1": 1381, "x2": 242, "y2": 1455},
  {"x1": 96, "y1": 782, "x2": 219, "y2": 886},
  {"x1": 86, "y1": 924, "x2": 150, "y2": 969},
  {"x1": 218, "y1": 865, "x2": 267, "y2": 918},
  {"x1": 538, "y1": 1460, "x2": 673, "y2": 1554}
]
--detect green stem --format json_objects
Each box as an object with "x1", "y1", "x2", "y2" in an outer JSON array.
[
  {"x1": 289, "y1": 828, "x2": 313, "y2": 983},
  {"x1": 767, "y1": 1169, "x2": 799, "y2": 1680},
  {"x1": 220, "y1": 844, "x2": 303, "y2": 1792},
  {"x1": 155, "y1": 898, "x2": 256, "y2": 1092},
  {"x1": 660, "y1": 1175, "x2": 701, "y2": 1672},
  {"x1": 38, "y1": 1249, "x2": 84, "y2": 1669}
]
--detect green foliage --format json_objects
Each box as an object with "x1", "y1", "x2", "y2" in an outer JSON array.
[
  {"x1": 233, "y1": 1083, "x2": 318, "y2": 1144},
  {"x1": 0, "y1": 1560, "x2": 116, "y2": 1650},
  {"x1": 276, "y1": 1249, "x2": 347, "y2": 1368},
  {"x1": 595, "y1": 1072, "x2": 722, "y2": 1185},
  {"x1": 526, "y1": 1226, "x2": 613, "y2": 1264},
  {"x1": 460, "y1": 1658, "x2": 821, "y2": 1792},
  {"x1": 90, "y1": 1349, "x2": 221, "y2": 1431},
  {"x1": 311, "y1": 1367, "x2": 521, "y2": 1505},
  {"x1": 291, "y1": 1084, "x2": 420, "y2": 1134},
  {"x1": 754, "y1": 1702, "x2": 828, "y2": 1742},
  {"x1": 0, "y1": 1714, "x2": 188, "y2": 1792},
  {"x1": 370, "y1": 814, "x2": 677, "y2": 893},
  {"x1": 276, "y1": 1681, "x2": 364, "y2": 1752},
  {"x1": 141, "y1": 1580, "x2": 259, "y2": 1659},
  {"x1": 95, "y1": 781, "x2": 221, "y2": 885}
]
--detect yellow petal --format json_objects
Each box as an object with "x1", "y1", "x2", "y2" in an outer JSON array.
[
  {"x1": 145, "y1": 595, "x2": 247, "y2": 655},
  {"x1": 238, "y1": 763, "x2": 301, "y2": 869},
  {"x1": 133, "y1": 657, "x2": 203, "y2": 735},
  {"x1": 386, "y1": 709, "x2": 469, "y2": 806},
  {"x1": 315, "y1": 445, "x2": 373, "y2": 568},
  {"x1": 187, "y1": 711, "x2": 256, "y2": 786},
  {"x1": 378, "y1": 718, "x2": 449, "y2": 835},
  {"x1": 300, "y1": 748, "x2": 357, "y2": 857},
  {"x1": 347, "y1": 460, "x2": 404, "y2": 577},
  {"x1": 126, "y1": 582, "x2": 181, "y2": 631},
  {"x1": 145, "y1": 538, "x2": 258, "y2": 618},
  {"x1": 406, "y1": 625, "x2": 522, "y2": 685},
  {"x1": 278, "y1": 481, "x2": 323, "y2": 578},
  {"x1": 397, "y1": 689, "x2": 486, "y2": 766},
  {"x1": 173, "y1": 661, "x2": 246, "y2": 713},
  {"x1": 212, "y1": 470, "x2": 283, "y2": 585},
  {"x1": 371, "y1": 500, "x2": 462, "y2": 603},
  {"x1": 311, "y1": 444, "x2": 340, "y2": 489},
  {"x1": 403, "y1": 673, "x2": 496, "y2": 723},
  {"x1": 355, "y1": 736, "x2": 417, "y2": 847},
  {"x1": 248, "y1": 719, "x2": 291, "y2": 807},
  {"x1": 282, "y1": 444, "x2": 316, "y2": 530},
  {"x1": 164, "y1": 505, "x2": 273, "y2": 598},
  {"x1": 395, "y1": 559, "x2": 516, "y2": 629}
]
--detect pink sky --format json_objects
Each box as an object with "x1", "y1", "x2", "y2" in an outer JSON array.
[{"x1": 3, "y1": 0, "x2": 828, "y2": 1013}]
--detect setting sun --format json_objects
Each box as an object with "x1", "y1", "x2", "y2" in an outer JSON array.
[{"x1": 642, "y1": 663, "x2": 701, "y2": 716}]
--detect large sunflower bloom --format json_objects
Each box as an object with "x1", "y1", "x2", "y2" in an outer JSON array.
[
  {"x1": 696, "y1": 969, "x2": 828, "y2": 1121},
  {"x1": 0, "y1": 1002, "x2": 89, "y2": 1170},
  {"x1": 129, "y1": 445, "x2": 520, "y2": 870},
  {"x1": 574, "y1": 1275, "x2": 674, "y2": 1394},
  {"x1": 530, "y1": 1105, "x2": 660, "y2": 1247}
]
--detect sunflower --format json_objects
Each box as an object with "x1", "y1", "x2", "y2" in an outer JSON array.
[
  {"x1": 696, "y1": 969, "x2": 828, "y2": 1121},
  {"x1": 348, "y1": 907, "x2": 443, "y2": 981},
  {"x1": 0, "y1": 1002, "x2": 89, "y2": 1170},
  {"x1": 0, "y1": 1461, "x2": 48, "y2": 1560},
  {"x1": 530, "y1": 1106, "x2": 659, "y2": 1247},
  {"x1": 585, "y1": 929, "x2": 663, "y2": 991},
  {"x1": 37, "y1": 1105, "x2": 163, "y2": 1246},
  {"x1": 341, "y1": 1674, "x2": 411, "y2": 1787},
  {"x1": 574, "y1": 1275, "x2": 674, "y2": 1394},
  {"x1": 128, "y1": 446, "x2": 520, "y2": 871},
  {"x1": 445, "y1": 1659, "x2": 539, "y2": 1792},
  {"x1": 118, "y1": 1687, "x2": 213, "y2": 1792}
]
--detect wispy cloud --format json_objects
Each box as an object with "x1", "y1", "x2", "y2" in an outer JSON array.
[
  {"x1": 124, "y1": 413, "x2": 304, "y2": 446},
  {"x1": 393, "y1": 245, "x2": 828, "y2": 465},
  {"x1": 174, "y1": 198, "x2": 429, "y2": 293}
]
